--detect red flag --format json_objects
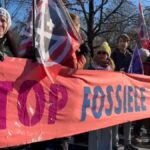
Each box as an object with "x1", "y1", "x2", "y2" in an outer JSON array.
[
  {"x1": 18, "y1": 0, "x2": 82, "y2": 67},
  {"x1": 141, "y1": 39, "x2": 150, "y2": 51}
]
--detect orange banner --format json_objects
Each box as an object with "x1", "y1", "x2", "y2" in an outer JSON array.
[{"x1": 0, "y1": 57, "x2": 150, "y2": 148}]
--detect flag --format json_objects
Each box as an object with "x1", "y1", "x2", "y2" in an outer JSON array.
[
  {"x1": 137, "y1": 0, "x2": 150, "y2": 51},
  {"x1": 18, "y1": 0, "x2": 82, "y2": 67},
  {"x1": 128, "y1": 47, "x2": 144, "y2": 74},
  {"x1": 141, "y1": 39, "x2": 150, "y2": 51},
  {"x1": 138, "y1": 0, "x2": 149, "y2": 40}
]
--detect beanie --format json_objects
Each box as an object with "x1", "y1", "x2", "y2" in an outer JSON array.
[
  {"x1": 94, "y1": 42, "x2": 111, "y2": 57},
  {"x1": 0, "y1": 8, "x2": 11, "y2": 32}
]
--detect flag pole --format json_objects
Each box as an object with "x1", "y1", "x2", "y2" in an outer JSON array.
[
  {"x1": 138, "y1": 0, "x2": 149, "y2": 49},
  {"x1": 32, "y1": 0, "x2": 35, "y2": 49},
  {"x1": 32, "y1": 0, "x2": 37, "y2": 59}
]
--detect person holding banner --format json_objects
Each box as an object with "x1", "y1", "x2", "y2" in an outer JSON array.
[
  {"x1": 39, "y1": 13, "x2": 89, "y2": 150},
  {"x1": 111, "y1": 34, "x2": 138, "y2": 150},
  {"x1": 0, "y1": 7, "x2": 30, "y2": 150},
  {"x1": 133, "y1": 48, "x2": 150, "y2": 144},
  {"x1": 140, "y1": 54, "x2": 150, "y2": 143},
  {"x1": 88, "y1": 41, "x2": 115, "y2": 150},
  {"x1": 62, "y1": 13, "x2": 88, "y2": 70},
  {"x1": 0, "y1": 7, "x2": 18, "y2": 60}
]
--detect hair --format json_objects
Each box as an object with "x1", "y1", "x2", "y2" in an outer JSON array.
[
  {"x1": 117, "y1": 34, "x2": 130, "y2": 43},
  {"x1": 69, "y1": 13, "x2": 80, "y2": 26},
  {"x1": 69, "y1": 12, "x2": 82, "y2": 40}
]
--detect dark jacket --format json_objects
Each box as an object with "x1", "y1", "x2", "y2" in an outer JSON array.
[
  {"x1": 143, "y1": 56, "x2": 150, "y2": 75},
  {"x1": 111, "y1": 48, "x2": 132, "y2": 72},
  {"x1": 0, "y1": 38, "x2": 14, "y2": 61}
]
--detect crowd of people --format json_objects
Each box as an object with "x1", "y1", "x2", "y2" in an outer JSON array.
[{"x1": 0, "y1": 4, "x2": 150, "y2": 150}]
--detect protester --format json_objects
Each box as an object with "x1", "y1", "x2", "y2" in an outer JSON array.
[
  {"x1": 140, "y1": 48, "x2": 150, "y2": 143},
  {"x1": 62, "y1": 13, "x2": 87, "y2": 70},
  {"x1": 0, "y1": 7, "x2": 18, "y2": 60},
  {"x1": 88, "y1": 41, "x2": 114, "y2": 150},
  {"x1": 38, "y1": 12, "x2": 88, "y2": 150},
  {"x1": 132, "y1": 48, "x2": 150, "y2": 144},
  {"x1": 66, "y1": 12, "x2": 89, "y2": 149},
  {"x1": 0, "y1": 7, "x2": 31, "y2": 150},
  {"x1": 139, "y1": 85, "x2": 150, "y2": 144},
  {"x1": 0, "y1": 7, "x2": 11, "y2": 37},
  {"x1": 111, "y1": 34, "x2": 132, "y2": 72},
  {"x1": 111, "y1": 34, "x2": 138, "y2": 150}
]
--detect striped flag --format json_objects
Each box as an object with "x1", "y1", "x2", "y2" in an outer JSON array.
[
  {"x1": 138, "y1": 0, "x2": 149, "y2": 40},
  {"x1": 137, "y1": 0, "x2": 150, "y2": 51},
  {"x1": 18, "y1": 0, "x2": 82, "y2": 67},
  {"x1": 128, "y1": 47, "x2": 144, "y2": 74}
]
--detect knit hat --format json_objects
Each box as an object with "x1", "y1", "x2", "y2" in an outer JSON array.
[
  {"x1": 0, "y1": 8, "x2": 11, "y2": 31},
  {"x1": 94, "y1": 42, "x2": 111, "y2": 57}
]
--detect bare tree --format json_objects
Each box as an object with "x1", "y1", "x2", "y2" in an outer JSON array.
[
  {"x1": 3, "y1": 0, "x2": 149, "y2": 55},
  {"x1": 65, "y1": 0, "x2": 139, "y2": 55},
  {"x1": 3, "y1": 0, "x2": 32, "y2": 34}
]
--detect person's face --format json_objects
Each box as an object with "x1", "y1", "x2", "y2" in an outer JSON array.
[
  {"x1": 94, "y1": 51, "x2": 108, "y2": 64},
  {"x1": 117, "y1": 38, "x2": 129, "y2": 52},
  {"x1": 0, "y1": 16, "x2": 8, "y2": 38},
  {"x1": 74, "y1": 22, "x2": 80, "y2": 34}
]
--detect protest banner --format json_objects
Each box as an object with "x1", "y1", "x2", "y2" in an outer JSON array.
[{"x1": 0, "y1": 57, "x2": 150, "y2": 148}]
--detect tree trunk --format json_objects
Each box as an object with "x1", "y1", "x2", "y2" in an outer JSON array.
[{"x1": 87, "y1": 0, "x2": 94, "y2": 57}]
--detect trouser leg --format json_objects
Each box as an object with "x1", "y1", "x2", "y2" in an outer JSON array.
[
  {"x1": 112, "y1": 125, "x2": 119, "y2": 147},
  {"x1": 99, "y1": 127, "x2": 112, "y2": 150},
  {"x1": 124, "y1": 122, "x2": 131, "y2": 146},
  {"x1": 88, "y1": 127, "x2": 112, "y2": 150}
]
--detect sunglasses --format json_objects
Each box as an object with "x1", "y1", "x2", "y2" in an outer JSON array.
[{"x1": 97, "y1": 51, "x2": 107, "y2": 55}]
